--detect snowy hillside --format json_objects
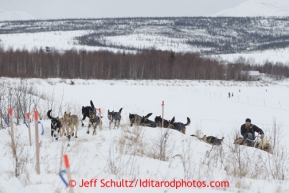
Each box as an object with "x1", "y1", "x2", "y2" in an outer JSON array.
[
  {"x1": 212, "y1": 0, "x2": 289, "y2": 17},
  {"x1": 0, "y1": 10, "x2": 35, "y2": 21},
  {"x1": 0, "y1": 78, "x2": 289, "y2": 192},
  {"x1": 214, "y1": 48, "x2": 289, "y2": 65},
  {"x1": 1, "y1": 17, "x2": 289, "y2": 64}
]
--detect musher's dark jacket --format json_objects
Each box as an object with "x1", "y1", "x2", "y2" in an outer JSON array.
[{"x1": 240, "y1": 124, "x2": 264, "y2": 139}]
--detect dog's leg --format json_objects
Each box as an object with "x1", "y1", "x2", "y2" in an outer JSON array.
[
  {"x1": 109, "y1": 121, "x2": 111, "y2": 130},
  {"x1": 52, "y1": 129, "x2": 56, "y2": 138},
  {"x1": 182, "y1": 127, "x2": 186, "y2": 134},
  {"x1": 63, "y1": 126, "x2": 67, "y2": 136},
  {"x1": 93, "y1": 123, "x2": 97, "y2": 135},
  {"x1": 55, "y1": 128, "x2": 60, "y2": 140},
  {"x1": 71, "y1": 124, "x2": 74, "y2": 137},
  {"x1": 66, "y1": 126, "x2": 71, "y2": 141},
  {"x1": 74, "y1": 125, "x2": 78, "y2": 138},
  {"x1": 114, "y1": 120, "x2": 117, "y2": 129},
  {"x1": 60, "y1": 127, "x2": 63, "y2": 137},
  {"x1": 81, "y1": 115, "x2": 87, "y2": 127},
  {"x1": 87, "y1": 122, "x2": 91, "y2": 134},
  {"x1": 51, "y1": 128, "x2": 54, "y2": 137}
]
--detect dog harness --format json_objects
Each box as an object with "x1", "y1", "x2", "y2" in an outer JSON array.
[
  {"x1": 212, "y1": 137, "x2": 220, "y2": 144},
  {"x1": 90, "y1": 116, "x2": 99, "y2": 123},
  {"x1": 175, "y1": 122, "x2": 181, "y2": 131},
  {"x1": 109, "y1": 112, "x2": 120, "y2": 121},
  {"x1": 145, "y1": 120, "x2": 156, "y2": 127}
]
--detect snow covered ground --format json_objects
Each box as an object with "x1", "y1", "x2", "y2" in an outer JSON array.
[
  {"x1": 0, "y1": 29, "x2": 203, "y2": 54},
  {"x1": 0, "y1": 30, "x2": 121, "y2": 53},
  {"x1": 214, "y1": 48, "x2": 289, "y2": 65},
  {"x1": 0, "y1": 78, "x2": 289, "y2": 193}
]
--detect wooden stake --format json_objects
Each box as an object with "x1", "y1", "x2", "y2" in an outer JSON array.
[
  {"x1": 27, "y1": 113, "x2": 32, "y2": 146},
  {"x1": 161, "y1": 101, "x2": 164, "y2": 128},
  {"x1": 34, "y1": 110, "x2": 40, "y2": 174},
  {"x1": 9, "y1": 108, "x2": 16, "y2": 158},
  {"x1": 99, "y1": 108, "x2": 102, "y2": 131}
]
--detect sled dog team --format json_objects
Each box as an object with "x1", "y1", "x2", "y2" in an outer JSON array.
[
  {"x1": 47, "y1": 100, "x2": 191, "y2": 140},
  {"x1": 47, "y1": 100, "x2": 273, "y2": 154}
]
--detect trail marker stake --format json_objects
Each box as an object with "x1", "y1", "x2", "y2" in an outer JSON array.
[
  {"x1": 34, "y1": 110, "x2": 40, "y2": 174},
  {"x1": 59, "y1": 170, "x2": 68, "y2": 187},
  {"x1": 161, "y1": 101, "x2": 164, "y2": 128},
  {"x1": 27, "y1": 113, "x2": 32, "y2": 146},
  {"x1": 64, "y1": 154, "x2": 74, "y2": 193},
  {"x1": 9, "y1": 108, "x2": 16, "y2": 158},
  {"x1": 4, "y1": 115, "x2": 10, "y2": 127}
]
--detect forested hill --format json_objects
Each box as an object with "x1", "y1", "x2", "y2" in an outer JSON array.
[{"x1": 1, "y1": 17, "x2": 289, "y2": 54}]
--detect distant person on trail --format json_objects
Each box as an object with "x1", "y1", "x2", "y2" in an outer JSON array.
[
  {"x1": 228, "y1": 92, "x2": 231, "y2": 98},
  {"x1": 232, "y1": 93, "x2": 234, "y2": 97},
  {"x1": 241, "y1": 118, "x2": 264, "y2": 140}
]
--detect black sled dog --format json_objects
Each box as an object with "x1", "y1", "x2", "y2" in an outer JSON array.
[
  {"x1": 81, "y1": 100, "x2": 96, "y2": 126},
  {"x1": 47, "y1": 110, "x2": 62, "y2": 140}
]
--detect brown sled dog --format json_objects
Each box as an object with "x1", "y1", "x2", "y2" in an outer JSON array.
[
  {"x1": 202, "y1": 135, "x2": 224, "y2": 145},
  {"x1": 129, "y1": 113, "x2": 153, "y2": 127},
  {"x1": 190, "y1": 134, "x2": 224, "y2": 145},
  {"x1": 167, "y1": 117, "x2": 190, "y2": 134},
  {"x1": 64, "y1": 112, "x2": 80, "y2": 139},
  {"x1": 154, "y1": 115, "x2": 175, "y2": 128},
  {"x1": 87, "y1": 109, "x2": 101, "y2": 135}
]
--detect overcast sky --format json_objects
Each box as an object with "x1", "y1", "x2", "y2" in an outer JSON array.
[{"x1": 1, "y1": 0, "x2": 248, "y2": 19}]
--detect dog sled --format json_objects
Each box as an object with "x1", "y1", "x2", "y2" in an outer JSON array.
[{"x1": 233, "y1": 134, "x2": 273, "y2": 154}]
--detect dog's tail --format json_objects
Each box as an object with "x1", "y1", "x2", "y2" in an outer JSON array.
[
  {"x1": 145, "y1": 113, "x2": 153, "y2": 119},
  {"x1": 184, "y1": 117, "x2": 191, "y2": 126},
  {"x1": 90, "y1": 100, "x2": 95, "y2": 109},
  {"x1": 119, "y1": 108, "x2": 123, "y2": 114},
  {"x1": 190, "y1": 134, "x2": 203, "y2": 141},
  {"x1": 47, "y1": 110, "x2": 55, "y2": 120}
]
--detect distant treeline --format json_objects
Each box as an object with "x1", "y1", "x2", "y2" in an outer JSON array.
[{"x1": 0, "y1": 47, "x2": 288, "y2": 80}]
